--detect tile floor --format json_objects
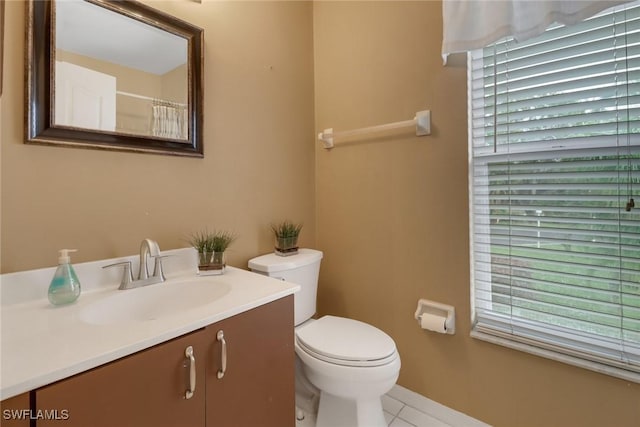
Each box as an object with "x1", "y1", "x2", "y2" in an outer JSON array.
[{"x1": 296, "y1": 384, "x2": 490, "y2": 427}]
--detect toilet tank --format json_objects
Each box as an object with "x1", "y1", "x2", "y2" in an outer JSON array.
[{"x1": 248, "y1": 249, "x2": 323, "y2": 326}]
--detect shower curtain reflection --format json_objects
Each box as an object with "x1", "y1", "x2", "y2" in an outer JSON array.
[{"x1": 151, "y1": 99, "x2": 187, "y2": 140}]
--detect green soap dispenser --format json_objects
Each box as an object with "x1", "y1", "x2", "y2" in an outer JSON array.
[{"x1": 48, "y1": 249, "x2": 81, "y2": 306}]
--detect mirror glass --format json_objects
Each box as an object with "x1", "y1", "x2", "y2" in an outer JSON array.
[
  {"x1": 26, "y1": 0, "x2": 204, "y2": 157},
  {"x1": 55, "y1": 0, "x2": 188, "y2": 140}
]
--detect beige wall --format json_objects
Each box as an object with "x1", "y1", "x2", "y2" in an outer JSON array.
[
  {"x1": 56, "y1": 49, "x2": 164, "y2": 97},
  {"x1": 313, "y1": 2, "x2": 639, "y2": 427},
  {"x1": 162, "y1": 64, "x2": 188, "y2": 105},
  {"x1": 1, "y1": 1, "x2": 315, "y2": 272}
]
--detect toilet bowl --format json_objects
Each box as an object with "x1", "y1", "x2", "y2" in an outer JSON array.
[
  {"x1": 248, "y1": 249, "x2": 401, "y2": 427},
  {"x1": 295, "y1": 315, "x2": 401, "y2": 427}
]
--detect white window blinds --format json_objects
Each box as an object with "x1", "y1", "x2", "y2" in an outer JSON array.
[{"x1": 469, "y1": 2, "x2": 640, "y2": 380}]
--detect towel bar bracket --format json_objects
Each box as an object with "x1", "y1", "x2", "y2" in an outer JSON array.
[{"x1": 415, "y1": 110, "x2": 431, "y2": 137}]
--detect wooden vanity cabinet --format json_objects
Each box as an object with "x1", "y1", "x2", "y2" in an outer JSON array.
[
  {"x1": 1, "y1": 393, "x2": 30, "y2": 427},
  {"x1": 34, "y1": 328, "x2": 208, "y2": 427},
  {"x1": 30, "y1": 295, "x2": 295, "y2": 427},
  {"x1": 206, "y1": 295, "x2": 295, "y2": 427}
]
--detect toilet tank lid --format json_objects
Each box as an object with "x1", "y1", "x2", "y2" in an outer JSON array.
[{"x1": 248, "y1": 248, "x2": 323, "y2": 273}]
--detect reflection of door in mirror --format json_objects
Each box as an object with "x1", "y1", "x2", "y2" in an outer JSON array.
[{"x1": 54, "y1": 61, "x2": 116, "y2": 131}]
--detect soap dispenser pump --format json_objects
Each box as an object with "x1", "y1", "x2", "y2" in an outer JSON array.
[{"x1": 48, "y1": 249, "x2": 81, "y2": 306}]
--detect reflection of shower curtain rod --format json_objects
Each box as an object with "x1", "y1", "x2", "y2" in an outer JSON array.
[{"x1": 116, "y1": 90, "x2": 187, "y2": 107}]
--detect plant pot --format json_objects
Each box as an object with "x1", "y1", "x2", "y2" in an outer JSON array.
[
  {"x1": 197, "y1": 251, "x2": 226, "y2": 275},
  {"x1": 275, "y1": 236, "x2": 299, "y2": 256},
  {"x1": 198, "y1": 251, "x2": 214, "y2": 267}
]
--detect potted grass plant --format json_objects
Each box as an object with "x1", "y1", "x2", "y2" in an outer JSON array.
[
  {"x1": 271, "y1": 220, "x2": 302, "y2": 256},
  {"x1": 188, "y1": 230, "x2": 236, "y2": 275}
]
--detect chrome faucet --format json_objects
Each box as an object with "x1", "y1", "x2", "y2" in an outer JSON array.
[{"x1": 103, "y1": 238, "x2": 167, "y2": 290}]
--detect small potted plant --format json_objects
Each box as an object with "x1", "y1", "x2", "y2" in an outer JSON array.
[
  {"x1": 188, "y1": 230, "x2": 236, "y2": 275},
  {"x1": 271, "y1": 220, "x2": 302, "y2": 256}
]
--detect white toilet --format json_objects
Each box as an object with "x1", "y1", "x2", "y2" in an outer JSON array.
[{"x1": 248, "y1": 248, "x2": 401, "y2": 427}]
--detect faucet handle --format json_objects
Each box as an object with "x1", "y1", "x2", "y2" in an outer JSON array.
[
  {"x1": 103, "y1": 261, "x2": 134, "y2": 290},
  {"x1": 151, "y1": 255, "x2": 171, "y2": 282}
]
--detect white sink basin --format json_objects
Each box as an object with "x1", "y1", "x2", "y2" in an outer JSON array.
[{"x1": 79, "y1": 278, "x2": 231, "y2": 325}]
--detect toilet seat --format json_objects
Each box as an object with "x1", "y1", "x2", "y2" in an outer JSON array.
[{"x1": 295, "y1": 316, "x2": 398, "y2": 367}]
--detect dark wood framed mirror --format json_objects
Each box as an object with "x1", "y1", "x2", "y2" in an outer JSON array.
[{"x1": 26, "y1": 0, "x2": 204, "y2": 157}]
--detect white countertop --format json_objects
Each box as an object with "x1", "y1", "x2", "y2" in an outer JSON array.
[{"x1": 0, "y1": 249, "x2": 299, "y2": 400}]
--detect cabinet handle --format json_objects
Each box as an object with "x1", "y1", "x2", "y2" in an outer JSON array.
[
  {"x1": 185, "y1": 346, "x2": 196, "y2": 399},
  {"x1": 216, "y1": 330, "x2": 227, "y2": 379}
]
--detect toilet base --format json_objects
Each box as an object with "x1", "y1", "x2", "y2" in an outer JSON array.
[
  {"x1": 295, "y1": 355, "x2": 320, "y2": 417},
  {"x1": 316, "y1": 391, "x2": 386, "y2": 427}
]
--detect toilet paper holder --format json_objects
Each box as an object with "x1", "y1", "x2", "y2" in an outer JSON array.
[{"x1": 414, "y1": 299, "x2": 455, "y2": 335}]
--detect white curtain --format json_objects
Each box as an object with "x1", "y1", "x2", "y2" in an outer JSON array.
[
  {"x1": 151, "y1": 102, "x2": 187, "y2": 140},
  {"x1": 442, "y1": 0, "x2": 633, "y2": 61}
]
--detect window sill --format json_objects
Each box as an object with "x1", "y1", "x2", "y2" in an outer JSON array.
[{"x1": 471, "y1": 328, "x2": 640, "y2": 384}]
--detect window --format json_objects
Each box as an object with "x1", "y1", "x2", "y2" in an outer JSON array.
[{"x1": 468, "y1": 2, "x2": 640, "y2": 381}]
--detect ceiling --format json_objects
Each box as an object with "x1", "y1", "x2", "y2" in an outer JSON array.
[{"x1": 55, "y1": 0, "x2": 188, "y2": 76}]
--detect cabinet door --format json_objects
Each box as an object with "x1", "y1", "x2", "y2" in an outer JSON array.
[
  {"x1": 206, "y1": 295, "x2": 295, "y2": 427},
  {"x1": 1, "y1": 393, "x2": 30, "y2": 427},
  {"x1": 35, "y1": 329, "x2": 207, "y2": 427}
]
